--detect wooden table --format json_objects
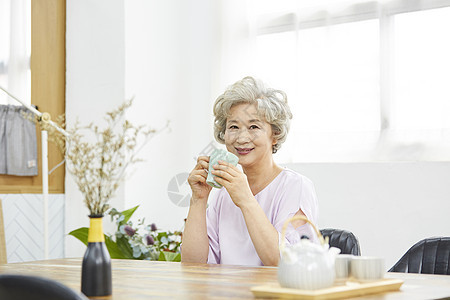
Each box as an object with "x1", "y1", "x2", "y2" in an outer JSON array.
[{"x1": 1, "y1": 258, "x2": 450, "y2": 299}]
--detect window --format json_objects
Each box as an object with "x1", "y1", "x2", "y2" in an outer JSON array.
[
  {"x1": 252, "y1": 0, "x2": 450, "y2": 162},
  {"x1": 0, "y1": 0, "x2": 31, "y2": 105},
  {"x1": 0, "y1": 0, "x2": 65, "y2": 193},
  {"x1": 394, "y1": 7, "x2": 450, "y2": 131}
]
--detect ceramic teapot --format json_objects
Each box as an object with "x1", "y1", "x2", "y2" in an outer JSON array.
[{"x1": 277, "y1": 215, "x2": 340, "y2": 290}]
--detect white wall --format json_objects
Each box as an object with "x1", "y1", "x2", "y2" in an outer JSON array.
[
  {"x1": 65, "y1": 0, "x2": 222, "y2": 256},
  {"x1": 123, "y1": 0, "x2": 221, "y2": 232},
  {"x1": 65, "y1": 0, "x2": 450, "y2": 269},
  {"x1": 1, "y1": 194, "x2": 64, "y2": 263},
  {"x1": 285, "y1": 162, "x2": 450, "y2": 269},
  {"x1": 65, "y1": 0, "x2": 126, "y2": 257}
]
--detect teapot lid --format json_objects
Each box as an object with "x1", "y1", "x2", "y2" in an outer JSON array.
[
  {"x1": 283, "y1": 238, "x2": 329, "y2": 255},
  {"x1": 281, "y1": 239, "x2": 340, "y2": 264}
]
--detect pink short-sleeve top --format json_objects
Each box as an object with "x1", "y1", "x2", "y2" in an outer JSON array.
[{"x1": 206, "y1": 168, "x2": 319, "y2": 266}]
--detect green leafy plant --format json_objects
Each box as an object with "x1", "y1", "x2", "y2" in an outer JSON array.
[{"x1": 69, "y1": 205, "x2": 182, "y2": 262}]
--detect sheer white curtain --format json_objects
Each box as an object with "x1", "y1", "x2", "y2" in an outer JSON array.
[
  {"x1": 0, "y1": 0, "x2": 31, "y2": 105},
  {"x1": 230, "y1": 0, "x2": 450, "y2": 162},
  {"x1": 212, "y1": 0, "x2": 256, "y2": 93}
]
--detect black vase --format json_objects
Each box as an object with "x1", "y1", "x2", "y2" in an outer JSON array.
[{"x1": 81, "y1": 215, "x2": 112, "y2": 297}]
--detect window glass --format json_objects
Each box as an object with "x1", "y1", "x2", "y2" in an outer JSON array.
[
  {"x1": 394, "y1": 7, "x2": 450, "y2": 131},
  {"x1": 295, "y1": 20, "x2": 379, "y2": 132},
  {"x1": 256, "y1": 20, "x2": 379, "y2": 162},
  {"x1": 0, "y1": 0, "x2": 11, "y2": 103},
  {"x1": 0, "y1": 0, "x2": 31, "y2": 105}
]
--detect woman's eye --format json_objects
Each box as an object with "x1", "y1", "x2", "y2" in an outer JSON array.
[
  {"x1": 250, "y1": 125, "x2": 260, "y2": 129},
  {"x1": 228, "y1": 125, "x2": 238, "y2": 129}
]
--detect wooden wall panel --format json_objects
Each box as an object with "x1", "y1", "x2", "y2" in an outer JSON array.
[{"x1": 0, "y1": 0, "x2": 65, "y2": 194}]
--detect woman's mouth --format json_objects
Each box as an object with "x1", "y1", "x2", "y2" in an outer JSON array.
[{"x1": 235, "y1": 147, "x2": 254, "y2": 155}]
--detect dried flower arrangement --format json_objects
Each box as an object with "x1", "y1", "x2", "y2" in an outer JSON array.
[
  {"x1": 31, "y1": 100, "x2": 180, "y2": 261},
  {"x1": 34, "y1": 99, "x2": 166, "y2": 216}
]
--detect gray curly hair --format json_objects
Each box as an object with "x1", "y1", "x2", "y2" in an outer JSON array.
[{"x1": 213, "y1": 76, "x2": 292, "y2": 154}]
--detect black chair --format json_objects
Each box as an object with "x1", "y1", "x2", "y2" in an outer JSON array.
[
  {"x1": 320, "y1": 228, "x2": 361, "y2": 256},
  {"x1": 0, "y1": 274, "x2": 88, "y2": 300},
  {"x1": 389, "y1": 237, "x2": 450, "y2": 275}
]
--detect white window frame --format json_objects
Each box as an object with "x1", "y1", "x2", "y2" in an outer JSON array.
[{"x1": 255, "y1": 0, "x2": 450, "y2": 161}]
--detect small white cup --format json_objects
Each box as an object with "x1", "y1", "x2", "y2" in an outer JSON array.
[
  {"x1": 335, "y1": 254, "x2": 353, "y2": 280},
  {"x1": 350, "y1": 256, "x2": 385, "y2": 281}
]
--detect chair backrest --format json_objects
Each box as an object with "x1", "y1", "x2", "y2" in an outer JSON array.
[
  {"x1": 0, "y1": 274, "x2": 89, "y2": 300},
  {"x1": 389, "y1": 237, "x2": 450, "y2": 275},
  {"x1": 319, "y1": 228, "x2": 361, "y2": 256},
  {"x1": 0, "y1": 199, "x2": 6, "y2": 264}
]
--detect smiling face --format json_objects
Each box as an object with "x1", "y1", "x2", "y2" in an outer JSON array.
[{"x1": 224, "y1": 103, "x2": 277, "y2": 169}]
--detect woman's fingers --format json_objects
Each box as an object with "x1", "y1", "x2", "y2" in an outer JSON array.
[
  {"x1": 211, "y1": 169, "x2": 233, "y2": 182},
  {"x1": 191, "y1": 169, "x2": 208, "y2": 182},
  {"x1": 212, "y1": 160, "x2": 238, "y2": 175},
  {"x1": 210, "y1": 161, "x2": 240, "y2": 184},
  {"x1": 187, "y1": 156, "x2": 213, "y2": 202},
  {"x1": 189, "y1": 156, "x2": 210, "y2": 186},
  {"x1": 197, "y1": 155, "x2": 210, "y2": 163},
  {"x1": 195, "y1": 156, "x2": 210, "y2": 170}
]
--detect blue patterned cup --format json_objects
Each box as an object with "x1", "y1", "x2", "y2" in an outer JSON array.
[{"x1": 206, "y1": 149, "x2": 239, "y2": 188}]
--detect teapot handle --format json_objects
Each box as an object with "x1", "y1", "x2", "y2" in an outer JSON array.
[{"x1": 280, "y1": 215, "x2": 328, "y2": 252}]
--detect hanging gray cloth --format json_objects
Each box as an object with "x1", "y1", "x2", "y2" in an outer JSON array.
[
  {"x1": 0, "y1": 106, "x2": 6, "y2": 174},
  {"x1": 0, "y1": 105, "x2": 38, "y2": 176}
]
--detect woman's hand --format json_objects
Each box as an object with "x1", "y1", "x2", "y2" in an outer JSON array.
[
  {"x1": 211, "y1": 160, "x2": 254, "y2": 208},
  {"x1": 182, "y1": 156, "x2": 211, "y2": 263},
  {"x1": 188, "y1": 156, "x2": 212, "y2": 203}
]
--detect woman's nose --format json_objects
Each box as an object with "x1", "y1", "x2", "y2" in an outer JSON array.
[{"x1": 236, "y1": 129, "x2": 252, "y2": 144}]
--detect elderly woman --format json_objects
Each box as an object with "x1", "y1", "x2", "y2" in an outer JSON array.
[{"x1": 181, "y1": 76, "x2": 318, "y2": 266}]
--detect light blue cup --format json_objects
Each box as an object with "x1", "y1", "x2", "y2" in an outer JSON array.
[{"x1": 206, "y1": 149, "x2": 239, "y2": 188}]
